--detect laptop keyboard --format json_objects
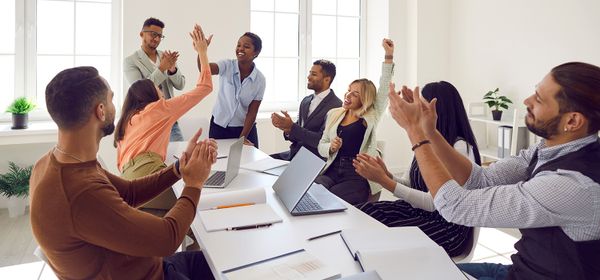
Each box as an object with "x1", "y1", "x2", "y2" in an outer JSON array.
[
  {"x1": 294, "y1": 194, "x2": 323, "y2": 212},
  {"x1": 205, "y1": 171, "x2": 226, "y2": 185}
]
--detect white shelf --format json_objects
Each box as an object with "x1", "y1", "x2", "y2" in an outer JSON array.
[
  {"x1": 468, "y1": 103, "x2": 530, "y2": 161},
  {"x1": 468, "y1": 115, "x2": 525, "y2": 128}
]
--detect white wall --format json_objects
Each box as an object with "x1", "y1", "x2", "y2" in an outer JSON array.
[{"x1": 448, "y1": 0, "x2": 600, "y2": 107}]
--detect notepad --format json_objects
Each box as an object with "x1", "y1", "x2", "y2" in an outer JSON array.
[
  {"x1": 341, "y1": 227, "x2": 467, "y2": 280},
  {"x1": 198, "y1": 187, "x2": 283, "y2": 232},
  {"x1": 240, "y1": 157, "x2": 289, "y2": 172},
  {"x1": 341, "y1": 227, "x2": 435, "y2": 260},
  {"x1": 222, "y1": 249, "x2": 341, "y2": 280}
]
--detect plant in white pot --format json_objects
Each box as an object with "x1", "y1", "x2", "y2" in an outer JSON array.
[
  {"x1": 483, "y1": 88, "x2": 512, "y2": 121},
  {"x1": 0, "y1": 162, "x2": 33, "y2": 218},
  {"x1": 6, "y1": 97, "x2": 36, "y2": 129}
]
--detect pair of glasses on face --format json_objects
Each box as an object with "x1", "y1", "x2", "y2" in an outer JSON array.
[{"x1": 142, "y1": 30, "x2": 165, "y2": 39}]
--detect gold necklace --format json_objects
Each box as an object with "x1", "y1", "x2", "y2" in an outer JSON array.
[{"x1": 54, "y1": 146, "x2": 85, "y2": 163}]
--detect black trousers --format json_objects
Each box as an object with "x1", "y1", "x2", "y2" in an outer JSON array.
[
  {"x1": 315, "y1": 156, "x2": 370, "y2": 205},
  {"x1": 270, "y1": 150, "x2": 291, "y2": 161},
  {"x1": 163, "y1": 251, "x2": 214, "y2": 280},
  {"x1": 209, "y1": 116, "x2": 259, "y2": 148}
]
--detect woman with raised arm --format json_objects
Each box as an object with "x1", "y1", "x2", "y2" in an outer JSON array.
[
  {"x1": 315, "y1": 39, "x2": 395, "y2": 205},
  {"x1": 352, "y1": 81, "x2": 481, "y2": 257},
  {"x1": 115, "y1": 24, "x2": 213, "y2": 185},
  {"x1": 198, "y1": 32, "x2": 265, "y2": 148}
]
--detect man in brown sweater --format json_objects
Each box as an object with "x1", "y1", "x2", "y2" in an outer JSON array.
[{"x1": 30, "y1": 27, "x2": 215, "y2": 280}]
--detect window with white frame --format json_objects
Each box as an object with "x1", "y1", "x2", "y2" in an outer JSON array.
[
  {"x1": 1, "y1": 0, "x2": 120, "y2": 120},
  {"x1": 250, "y1": 0, "x2": 363, "y2": 111}
]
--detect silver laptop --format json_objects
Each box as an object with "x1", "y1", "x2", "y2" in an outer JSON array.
[
  {"x1": 204, "y1": 137, "x2": 244, "y2": 188},
  {"x1": 272, "y1": 147, "x2": 347, "y2": 216}
]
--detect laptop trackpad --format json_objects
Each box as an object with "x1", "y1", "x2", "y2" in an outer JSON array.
[{"x1": 307, "y1": 183, "x2": 346, "y2": 210}]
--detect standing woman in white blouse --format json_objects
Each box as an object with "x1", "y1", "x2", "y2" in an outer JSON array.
[{"x1": 353, "y1": 81, "x2": 481, "y2": 257}]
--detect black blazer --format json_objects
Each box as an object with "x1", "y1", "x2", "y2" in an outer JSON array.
[{"x1": 285, "y1": 89, "x2": 342, "y2": 159}]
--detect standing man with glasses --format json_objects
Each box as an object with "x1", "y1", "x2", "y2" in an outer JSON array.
[{"x1": 125, "y1": 17, "x2": 186, "y2": 141}]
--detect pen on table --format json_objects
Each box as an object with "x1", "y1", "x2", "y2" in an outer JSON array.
[
  {"x1": 211, "y1": 203, "x2": 255, "y2": 210},
  {"x1": 307, "y1": 230, "x2": 342, "y2": 241},
  {"x1": 226, "y1": 223, "x2": 272, "y2": 231}
]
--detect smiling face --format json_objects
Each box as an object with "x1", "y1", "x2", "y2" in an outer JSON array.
[
  {"x1": 307, "y1": 65, "x2": 329, "y2": 92},
  {"x1": 343, "y1": 82, "x2": 363, "y2": 111},
  {"x1": 235, "y1": 36, "x2": 257, "y2": 62},
  {"x1": 140, "y1": 25, "x2": 163, "y2": 51},
  {"x1": 523, "y1": 73, "x2": 564, "y2": 139}
]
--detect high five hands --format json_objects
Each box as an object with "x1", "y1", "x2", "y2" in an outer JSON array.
[{"x1": 189, "y1": 24, "x2": 213, "y2": 54}]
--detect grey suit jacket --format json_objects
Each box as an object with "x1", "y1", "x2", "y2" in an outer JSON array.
[
  {"x1": 285, "y1": 89, "x2": 342, "y2": 160},
  {"x1": 123, "y1": 49, "x2": 185, "y2": 99}
]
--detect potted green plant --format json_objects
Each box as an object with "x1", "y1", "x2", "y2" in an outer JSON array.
[
  {"x1": 0, "y1": 162, "x2": 33, "y2": 218},
  {"x1": 483, "y1": 88, "x2": 512, "y2": 121},
  {"x1": 6, "y1": 97, "x2": 36, "y2": 129}
]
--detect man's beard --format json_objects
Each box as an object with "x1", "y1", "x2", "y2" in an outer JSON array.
[
  {"x1": 525, "y1": 112, "x2": 562, "y2": 139},
  {"x1": 102, "y1": 115, "x2": 115, "y2": 136}
]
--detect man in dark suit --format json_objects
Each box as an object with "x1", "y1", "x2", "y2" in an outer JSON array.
[{"x1": 271, "y1": 60, "x2": 342, "y2": 160}]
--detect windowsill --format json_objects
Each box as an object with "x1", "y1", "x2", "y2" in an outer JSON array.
[{"x1": 0, "y1": 121, "x2": 58, "y2": 146}]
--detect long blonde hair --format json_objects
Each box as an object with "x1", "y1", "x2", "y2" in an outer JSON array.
[
  {"x1": 326, "y1": 78, "x2": 377, "y2": 127},
  {"x1": 350, "y1": 78, "x2": 377, "y2": 117}
]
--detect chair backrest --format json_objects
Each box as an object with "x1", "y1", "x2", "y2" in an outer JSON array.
[{"x1": 453, "y1": 227, "x2": 481, "y2": 263}]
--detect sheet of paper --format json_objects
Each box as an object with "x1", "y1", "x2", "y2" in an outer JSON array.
[
  {"x1": 357, "y1": 246, "x2": 467, "y2": 280},
  {"x1": 198, "y1": 187, "x2": 266, "y2": 211},
  {"x1": 200, "y1": 203, "x2": 283, "y2": 232},
  {"x1": 240, "y1": 157, "x2": 289, "y2": 172},
  {"x1": 341, "y1": 227, "x2": 437, "y2": 259}
]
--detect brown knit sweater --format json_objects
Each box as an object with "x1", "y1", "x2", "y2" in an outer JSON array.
[{"x1": 30, "y1": 151, "x2": 200, "y2": 280}]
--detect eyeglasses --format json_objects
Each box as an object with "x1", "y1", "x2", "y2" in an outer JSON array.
[{"x1": 142, "y1": 30, "x2": 165, "y2": 39}]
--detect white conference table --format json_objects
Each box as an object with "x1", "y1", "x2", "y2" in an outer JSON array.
[{"x1": 168, "y1": 139, "x2": 388, "y2": 279}]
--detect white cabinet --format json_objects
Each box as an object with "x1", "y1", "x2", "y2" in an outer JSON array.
[{"x1": 468, "y1": 103, "x2": 530, "y2": 161}]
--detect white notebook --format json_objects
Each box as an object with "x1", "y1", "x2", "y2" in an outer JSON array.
[
  {"x1": 341, "y1": 227, "x2": 468, "y2": 280},
  {"x1": 198, "y1": 188, "x2": 283, "y2": 232},
  {"x1": 222, "y1": 249, "x2": 340, "y2": 280},
  {"x1": 341, "y1": 227, "x2": 435, "y2": 260},
  {"x1": 356, "y1": 247, "x2": 466, "y2": 280}
]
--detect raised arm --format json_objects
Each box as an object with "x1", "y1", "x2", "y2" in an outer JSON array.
[
  {"x1": 161, "y1": 25, "x2": 214, "y2": 120},
  {"x1": 374, "y1": 39, "x2": 395, "y2": 117},
  {"x1": 196, "y1": 56, "x2": 220, "y2": 75}
]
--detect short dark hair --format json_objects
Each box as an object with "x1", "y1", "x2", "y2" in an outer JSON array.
[
  {"x1": 551, "y1": 62, "x2": 600, "y2": 134},
  {"x1": 313, "y1": 59, "x2": 336, "y2": 83},
  {"x1": 114, "y1": 79, "x2": 160, "y2": 147},
  {"x1": 143, "y1": 17, "x2": 164, "y2": 29},
  {"x1": 242, "y1": 32, "x2": 262, "y2": 55},
  {"x1": 45, "y1": 66, "x2": 108, "y2": 129}
]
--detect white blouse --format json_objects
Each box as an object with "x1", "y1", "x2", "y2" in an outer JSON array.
[{"x1": 392, "y1": 140, "x2": 475, "y2": 211}]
